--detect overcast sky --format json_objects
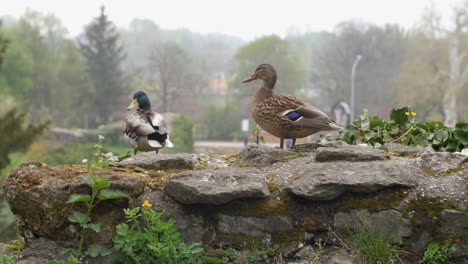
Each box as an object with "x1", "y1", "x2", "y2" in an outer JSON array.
[{"x1": 2, "y1": 0, "x2": 463, "y2": 40}]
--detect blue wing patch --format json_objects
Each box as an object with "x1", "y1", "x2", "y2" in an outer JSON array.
[{"x1": 285, "y1": 111, "x2": 303, "y2": 121}]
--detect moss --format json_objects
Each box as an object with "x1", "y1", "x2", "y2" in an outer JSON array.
[
  {"x1": 218, "y1": 197, "x2": 292, "y2": 218},
  {"x1": 145, "y1": 169, "x2": 188, "y2": 190},
  {"x1": 444, "y1": 166, "x2": 465, "y2": 176},
  {"x1": 224, "y1": 154, "x2": 249, "y2": 167},
  {"x1": 272, "y1": 229, "x2": 304, "y2": 244},
  {"x1": 7, "y1": 239, "x2": 25, "y2": 252},
  {"x1": 267, "y1": 182, "x2": 280, "y2": 193},
  {"x1": 339, "y1": 189, "x2": 409, "y2": 212},
  {"x1": 281, "y1": 155, "x2": 300, "y2": 162},
  {"x1": 402, "y1": 195, "x2": 459, "y2": 236}
]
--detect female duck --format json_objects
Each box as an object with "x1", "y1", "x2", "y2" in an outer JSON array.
[
  {"x1": 124, "y1": 91, "x2": 173, "y2": 155},
  {"x1": 242, "y1": 64, "x2": 340, "y2": 149}
]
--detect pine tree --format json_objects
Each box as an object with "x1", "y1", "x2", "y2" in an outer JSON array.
[{"x1": 79, "y1": 6, "x2": 126, "y2": 126}]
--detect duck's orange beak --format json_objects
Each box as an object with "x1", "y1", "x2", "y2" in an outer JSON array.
[{"x1": 242, "y1": 74, "x2": 257, "y2": 83}]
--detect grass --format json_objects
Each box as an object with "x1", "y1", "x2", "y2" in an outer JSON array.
[{"x1": 350, "y1": 225, "x2": 401, "y2": 264}]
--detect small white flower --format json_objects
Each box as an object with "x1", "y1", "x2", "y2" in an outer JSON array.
[
  {"x1": 82, "y1": 159, "x2": 88, "y2": 163},
  {"x1": 104, "y1": 152, "x2": 114, "y2": 158},
  {"x1": 98, "y1": 135, "x2": 105, "y2": 140}
]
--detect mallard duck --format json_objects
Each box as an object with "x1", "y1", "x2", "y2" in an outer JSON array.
[
  {"x1": 242, "y1": 64, "x2": 341, "y2": 149},
  {"x1": 123, "y1": 91, "x2": 174, "y2": 155}
]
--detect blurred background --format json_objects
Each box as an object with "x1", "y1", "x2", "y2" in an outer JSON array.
[{"x1": 0, "y1": 0, "x2": 467, "y2": 241}]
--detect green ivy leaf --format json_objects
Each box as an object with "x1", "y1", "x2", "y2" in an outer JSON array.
[
  {"x1": 89, "y1": 223, "x2": 102, "y2": 233},
  {"x1": 85, "y1": 244, "x2": 111, "y2": 257},
  {"x1": 340, "y1": 125, "x2": 356, "y2": 144},
  {"x1": 454, "y1": 129, "x2": 468, "y2": 145},
  {"x1": 67, "y1": 194, "x2": 91, "y2": 204},
  {"x1": 97, "y1": 189, "x2": 128, "y2": 201},
  {"x1": 390, "y1": 107, "x2": 410, "y2": 127},
  {"x1": 455, "y1": 122, "x2": 468, "y2": 131},
  {"x1": 68, "y1": 211, "x2": 88, "y2": 225},
  {"x1": 369, "y1": 116, "x2": 384, "y2": 129}
]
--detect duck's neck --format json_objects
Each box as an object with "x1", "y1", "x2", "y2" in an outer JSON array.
[{"x1": 252, "y1": 87, "x2": 273, "y2": 107}]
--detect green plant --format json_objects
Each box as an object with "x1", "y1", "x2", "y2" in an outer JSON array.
[
  {"x1": 419, "y1": 242, "x2": 456, "y2": 264},
  {"x1": 339, "y1": 107, "x2": 468, "y2": 152},
  {"x1": 214, "y1": 234, "x2": 280, "y2": 264},
  {"x1": 113, "y1": 200, "x2": 204, "y2": 264},
  {"x1": 66, "y1": 175, "x2": 128, "y2": 258},
  {"x1": 349, "y1": 225, "x2": 401, "y2": 264},
  {"x1": 251, "y1": 124, "x2": 265, "y2": 145},
  {"x1": 1, "y1": 256, "x2": 15, "y2": 264},
  {"x1": 165, "y1": 115, "x2": 194, "y2": 154},
  {"x1": 311, "y1": 239, "x2": 325, "y2": 264},
  {"x1": 82, "y1": 135, "x2": 119, "y2": 171}
]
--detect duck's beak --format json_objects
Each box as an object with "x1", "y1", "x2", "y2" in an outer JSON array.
[
  {"x1": 242, "y1": 74, "x2": 257, "y2": 83},
  {"x1": 127, "y1": 99, "x2": 139, "y2": 110}
]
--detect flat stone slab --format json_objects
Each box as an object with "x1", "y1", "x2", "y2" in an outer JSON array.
[
  {"x1": 287, "y1": 160, "x2": 417, "y2": 201},
  {"x1": 164, "y1": 167, "x2": 270, "y2": 204},
  {"x1": 239, "y1": 144, "x2": 296, "y2": 167},
  {"x1": 217, "y1": 214, "x2": 293, "y2": 237},
  {"x1": 315, "y1": 145, "x2": 389, "y2": 162},
  {"x1": 417, "y1": 152, "x2": 467, "y2": 175},
  {"x1": 113, "y1": 152, "x2": 201, "y2": 170}
]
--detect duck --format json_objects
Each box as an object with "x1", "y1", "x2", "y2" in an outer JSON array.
[
  {"x1": 123, "y1": 91, "x2": 174, "y2": 155},
  {"x1": 242, "y1": 64, "x2": 341, "y2": 149}
]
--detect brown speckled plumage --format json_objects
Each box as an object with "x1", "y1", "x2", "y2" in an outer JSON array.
[{"x1": 243, "y1": 64, "x2": 341, "y2": 148}]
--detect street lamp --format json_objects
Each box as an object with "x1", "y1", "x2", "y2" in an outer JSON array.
[{"x1": 350, "y1": 54, "x2": 362, "y2": 123}]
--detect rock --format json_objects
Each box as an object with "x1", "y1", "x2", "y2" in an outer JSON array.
[
  {"x1": 382, "y1": 143, "x2": 428, "y2": 157},
  {"x1": 239, "y1": 144, "x2": 296, "y2": 167},
  {"x1": 334, "y1": 209, "x2": 412, "y2": 244},
  {"x1": 288, "y1": 160, "x2": 417, "y2": 200},
  {"x1": 294, "y1": 245, "x2": 316, "y2": 260},
  {"x1": 2, "y1": 162, "x2": 144, "y2": 245},
  {"x1": 327, "y1": 251, "x2": 355, "y2": 264},
  {"x1": 315, "y1": 145, "x2": 389, "y2": 162},
  {"x1": 217, "y1": 214, "x2": 293, "y2": 237},
  {"x1": 113, "y1": 152, "x2": 202, "y2": 170},
  {"x1": 439, "y1": 209, "x2": 468, "y2": 258},
  {"x1": 0, "y1": 237, "x2": 116, "y2": 264},
  {"x1": 164, "y1": 167, "x2": 270, "y2": 204},
  {"x1": 290, "y1": 141, "x2": 345, "y2": 152},
  {"x1": 418, "y1": 152, "x2": 467, "y2": 175}
]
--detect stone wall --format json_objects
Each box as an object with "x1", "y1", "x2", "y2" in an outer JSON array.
[{"x1": 2, "y1": 142, "x2": 467, "y2": 263}]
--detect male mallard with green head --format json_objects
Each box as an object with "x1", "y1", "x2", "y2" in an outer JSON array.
[
  {"x1": 242, "y1": 64, "x2": 341, "y2": 149},
  {"x1": 124, "y1": 91, "x2": 174, "y2": 155}
]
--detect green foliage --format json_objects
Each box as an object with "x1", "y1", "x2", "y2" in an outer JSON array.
[
  {"x1": 165, "y1": 115, "x2": 194, "y2": 153},
  {"x1": 113, "y1": 202, "x2": 204, "y2": 264},
  {"x1": 66, "y1": 175, "x2": 128, "y2": 258},
  {"x1": 339, "y1": 107, "x2": 468, "y2": 152},
  {"x1": 0, "y1": 10, "x2": 94, "y2": 127},
  {"x1": 0, "y1": 107, "x2": 48, "y2": 170},
  {"x1": 1, "y1": 256, "x2": 15, "y2": 264},
  {"x1": 349, "y1": 225, "x2": 401, "y2": 264},
  {"x1": 0, "y1": 20, "x2": 9, "y2": 67},
  {"x1": 83, "y1": 135, "x2": 119, "y2": 171},
  {"x1": 78, "y1": 6, "x2": 126, "y2": 127},
  {"x1": 200, "y1": 99, "x2": 245, "y2": 141},
  {"x1": 213, "y1": 235, "x2": 280, "y2": 264},
  {"x1": 418, "y1": 242, "x2": 456, "y2": 264},
  {"x1": 229, "y1": 35, "x2": 306, "y2": 96}
]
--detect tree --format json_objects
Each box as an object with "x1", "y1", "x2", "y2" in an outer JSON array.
[
  {"x1": 229, "y1": 35, "x2": 306, "y2": 97},
  {"x1": 0, "y1": 10, "x2": 94, "y2": 127},
  {"x1": 79, "y1": 6, "x2": 126, "y2": 126},
  {"x1": 311, "y1": 22, "x2": 406, "y2": 116},
  {"x1": 396, "y1": 1, "x2": 468, "y2": 125},
  {"x1": 148, "y1": 41, "x2": 191, "y2": 112}
]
